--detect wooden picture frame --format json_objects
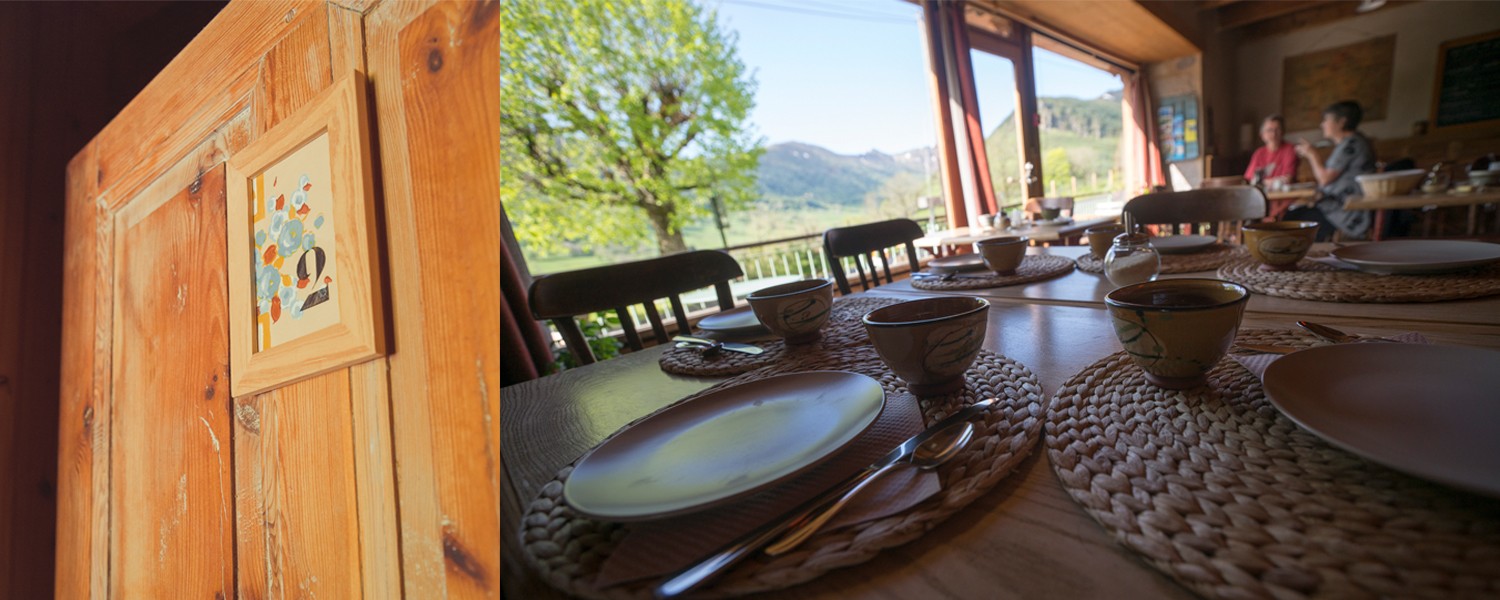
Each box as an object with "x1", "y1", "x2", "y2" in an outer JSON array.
[{"x1": 227, "y1": 71, "x2": 384, "y2": 397}]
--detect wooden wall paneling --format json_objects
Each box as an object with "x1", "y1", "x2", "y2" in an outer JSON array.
[
  {"x1": 254, "y1": 2, "x2": 334, "y2": 136},
  {"x1": 55, "y1": 144, "x2": 98, "y2": 600},
  {"x1": 234, "y1": 372, "x2": 364, "y2": 600},
  {"x1": 329, "y1": 6, "x2": 406, "y2": 596},
  {"x1": 108, "y1": 157, "x2": 234, "y2": 599},
  {"x1": 367, "y1": 0, "x2": 500, "y2": 596},
  {"x1": 231, "y1": 4, "x2": 373, "y2": 597},
  {"x1": 0, "y1": 7, "x2": 32, "y2": 595},
  {"x1": 95, "y1": 0, "x2": 321, "y2": 210}
]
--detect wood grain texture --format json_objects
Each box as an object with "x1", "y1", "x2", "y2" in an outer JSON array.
[
  {"x1": 350, "y1": 360, "x2": 403, "y2": 599},
  {"x1": 367, "y1": 0, "x2": 500, "y2": 596},
  {"x1": 88, "y1": 194, "x2": 115, "y2": 600},
  {"x1": 55, "y1": 144, "x2": 98, "y2": 600},
  {"x1": 109, "y1": 162, "x2": 233, "y2": 599},
  {"x1": 235, "y1": 371, "x2": 363, "y2": 600},
  {"x1": 255, "y1": 4, "x2": 333, "y2": 136},
  {"x1": 232, "y1": 7, "x2": 386, "y2": 596}
]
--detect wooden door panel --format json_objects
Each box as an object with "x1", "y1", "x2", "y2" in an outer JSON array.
[
  {"x1": 109, "y1": 163, "x2": 233, "y2": 598},
  {"x1": 234, "y1": 371, "x2": 363, "y2": 599}
]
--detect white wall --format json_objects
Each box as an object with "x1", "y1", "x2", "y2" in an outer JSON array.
[{"x1": 1233, "y1": 1, "x2": 1500, "y2": 143}]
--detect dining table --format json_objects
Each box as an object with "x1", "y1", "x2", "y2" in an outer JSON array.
[
  {"x1": 1264, "y1": 185, "x2": 1318, "y2": 221},
  {"x1": 1344, "y1": 189, "x2": 1500, "y2": 240},
  {"x1": 503, "y1": 238, "x2": 1500, "y2": 599},
  {"x1": 914, "y1": 215, "x2": 1117, "y2": 255}
]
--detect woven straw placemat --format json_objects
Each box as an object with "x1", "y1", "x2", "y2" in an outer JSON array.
[
  {"x1": 525, "y1": 345, "x2": 1045, "y2": 599},
  {"x1": 1217, "y1": 258, "x2": 1500, "y2": 303},
  {"x1": 1076, "y1": 244, "x2": 1249, "y2": 275},
  {"x1": 1046, "y1": 329, "x2": 1500, "y2": 599},
  {"x1": 910, "y1": 254, "x2": 1074, "y2": 291},
  {"x1": 660, "y1": 297, "x2": 906, "y2": 377}
]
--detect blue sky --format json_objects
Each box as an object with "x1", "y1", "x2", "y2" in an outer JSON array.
[{"x1": 703, "y1": 0, "x2": 1123, "y2": 155}]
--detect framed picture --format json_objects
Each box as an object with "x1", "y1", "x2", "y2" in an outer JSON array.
[{"x1": 226, "y1": 70, "x2": 385, "y2": 397}]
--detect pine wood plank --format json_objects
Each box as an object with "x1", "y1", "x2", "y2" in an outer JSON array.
[
  {"x1": 350, "y1": 360, "x2": 403, "y2": 599},
  {"x1": 367, "y1": 0, "x2": 500, "y2": 595},
  {"x1": 330, "y1": 6, "x2": 405, "y2": 598},
  {"x1": 108, "y1": 161, "x2": 233, "y2": 599},
  {"x1": 235, "y1": 371, "x2": 363, "y2": 599},
  {"x1": 230, "y1": 7, "x2": 370, "y2": 597},
  {"x1": 254, "y1": 4, "x2": 334, "y2": 136},
  {"x1": 89, "y1": 192, "x2": 115, "y2": 600},
  {"x1": 55, "y1": 144, "x2": 99, "y2": 600}
]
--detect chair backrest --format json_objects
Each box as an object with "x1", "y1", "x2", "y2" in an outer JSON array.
[
  {"x1": 1123, "y1": 186, "x2": 1268, "y2": 238},
  {"x1": 822, "y1": 219, "x2": 925, "y2": 295},
  {"x1": 527, "y1": 250, "x2": 743, "y2": 365}
]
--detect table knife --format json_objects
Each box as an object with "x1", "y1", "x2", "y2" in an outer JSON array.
[
  {"x1": 672, "y1": 335, "x2": 764, "y2": 355},
  {"x1": 654, "y1": 398, "x2": 997, "y2": 598}
]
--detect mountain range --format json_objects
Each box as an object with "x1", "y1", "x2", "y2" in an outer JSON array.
[{"x1": 754, "y1": 92, "x2": 1122, "y2": 210}]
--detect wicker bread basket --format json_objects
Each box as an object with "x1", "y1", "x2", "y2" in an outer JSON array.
[{"x1": 1355, "y1": 169, "x2": 1424, "y2": 198}]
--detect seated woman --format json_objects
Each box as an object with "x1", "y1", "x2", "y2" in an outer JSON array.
[
  {"x1": 1243, "y1": 114, "x2": 1298, "y2": 184},
  {"x1": 1285, "y1": 100, "x2": 1377, "y2": 241}
]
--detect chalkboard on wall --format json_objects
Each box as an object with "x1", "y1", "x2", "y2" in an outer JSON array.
[{"x1": 1431, "y1": 29, "x2": 1500, "y2": 130}]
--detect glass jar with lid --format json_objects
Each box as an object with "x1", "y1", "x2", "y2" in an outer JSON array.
[{"x1": 1105, "y1": 231, "x2": 1161, "y2": 287}]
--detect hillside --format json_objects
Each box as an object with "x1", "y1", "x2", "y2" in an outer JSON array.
[
  {"x1": 752, "y1": 94, "x2": 1121, "y2": 214},
  {"x1": 755, "y1": 142, "x2": 933, "y2": 209}
]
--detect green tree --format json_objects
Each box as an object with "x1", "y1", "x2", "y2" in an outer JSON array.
[{"x1": 502, "y1": 0, "x2": 763, "y2": 256}]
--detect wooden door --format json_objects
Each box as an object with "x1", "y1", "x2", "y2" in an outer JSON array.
[{"x1": 55, "y1": 1, "x2": 499, "y2": 597}]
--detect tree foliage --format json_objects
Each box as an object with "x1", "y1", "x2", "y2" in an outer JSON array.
[{"x1": 502, "y1": 0, "x2": 762, "y2": 256}]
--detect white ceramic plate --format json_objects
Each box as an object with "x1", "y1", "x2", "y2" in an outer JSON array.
[
  {"x1": 1331, "y1": 240, "x2": 1500, "y2": 275},
  {"x1": 929, "y1": 253, "x2": 987, "y2": 273},
  {"x1": 696, "y1": 305, "x2": 768, "y2": 337},
  {"x1": 563, "y1": 371, "x2": 886, "y2": 520},
  {"x1": 1149, "y1": 235, "x2": 1217, "y2": 254},
  {"x1": 1263, "y1": 344, "x2": 1500, "y2": 497}
]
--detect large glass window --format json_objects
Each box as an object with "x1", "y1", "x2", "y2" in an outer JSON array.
[
  {"x1": 970, "y1": 50, "x2": 1022, "y2": 214},
  {"x1": 1031, "y1": 48, "x2": 1125, "y2": 218}
]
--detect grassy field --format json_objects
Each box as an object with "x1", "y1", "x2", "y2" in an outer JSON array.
[{"x1": 526, "y1": 204, "x2": 947, "y2": 275}]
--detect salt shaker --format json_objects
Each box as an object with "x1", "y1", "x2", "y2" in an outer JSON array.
[{"x1": 1105, "y1": 231, "x2": 1160, "y2": 287}]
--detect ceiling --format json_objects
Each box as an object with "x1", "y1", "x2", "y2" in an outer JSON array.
[{"x1": 973, "y1": 0, "x2": 1200, "y2": 66}]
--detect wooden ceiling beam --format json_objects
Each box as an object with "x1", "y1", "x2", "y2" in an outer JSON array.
[
  {"x1": 1217, "y1": 0, "x2": 1326, "y2": 30},
  {"x1": 1238, "y1": 0, "x2": 1414, "y2": 40}
]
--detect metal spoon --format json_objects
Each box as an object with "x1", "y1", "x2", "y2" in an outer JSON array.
[
  {"x1": 1296, "y1": 321, "x2": 1398, "y2": 344},
  {"x1": 762, "y1": 420, "x2": 975, "y2": 556}
]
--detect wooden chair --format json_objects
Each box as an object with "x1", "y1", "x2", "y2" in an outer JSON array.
[
  {"x1": 1123, "y1": 186, "x2": 1268, "y2": 241},
  {"x1": 527, "y1": 250, "x2": 743, "y2": 365},
  {"x1": 823, "y1": 219, "x2": 925, "y2": 295}
]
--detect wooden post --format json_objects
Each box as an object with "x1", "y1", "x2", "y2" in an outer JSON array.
[{"x1": 1013, "y1": 25, "x2": 1044, "y2": 201}]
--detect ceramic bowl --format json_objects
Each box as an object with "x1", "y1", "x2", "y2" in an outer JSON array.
[
  {"x1": 864, "y1": 297, "x2": 989, "y2": 396},
  {"x1": 975, "y1": 236, "x2": 1028, "y2": 275},
  {"x1": 746, "y1": 279, "x2": 833, "y2": 344},
  {"x1": 1085, "y1": 224, "x2": 1127, "y2": 259},
  {"x1": 1241, "y1": 221, "x2": 1318, "y2": 270},
  {"x1": 1104, "y1": 278, "x2": 1249, "y2": 390},
  {"x1": 1039, "y1": 207, "x2": 1062, "y2": 220}
]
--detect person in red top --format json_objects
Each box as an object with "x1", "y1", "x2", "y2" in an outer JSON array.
[{"x1": 1243, "y1": 114, "x2": 1299, "y2": 183}]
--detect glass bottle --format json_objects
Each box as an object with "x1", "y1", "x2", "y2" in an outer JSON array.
[{"x1": 1105, "y1": 232, "x2": 1161, "y2": 287}]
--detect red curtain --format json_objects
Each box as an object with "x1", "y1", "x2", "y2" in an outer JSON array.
[
  {"x1": 1121, "y1": 72, "x2": 1166, "y2": 196},
  {"x1": 921, "y1": 1, "x2": 999, "y2": 227},
  {"x1": 502, "y1": 206, "x2": 553, "y2": 386}
]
